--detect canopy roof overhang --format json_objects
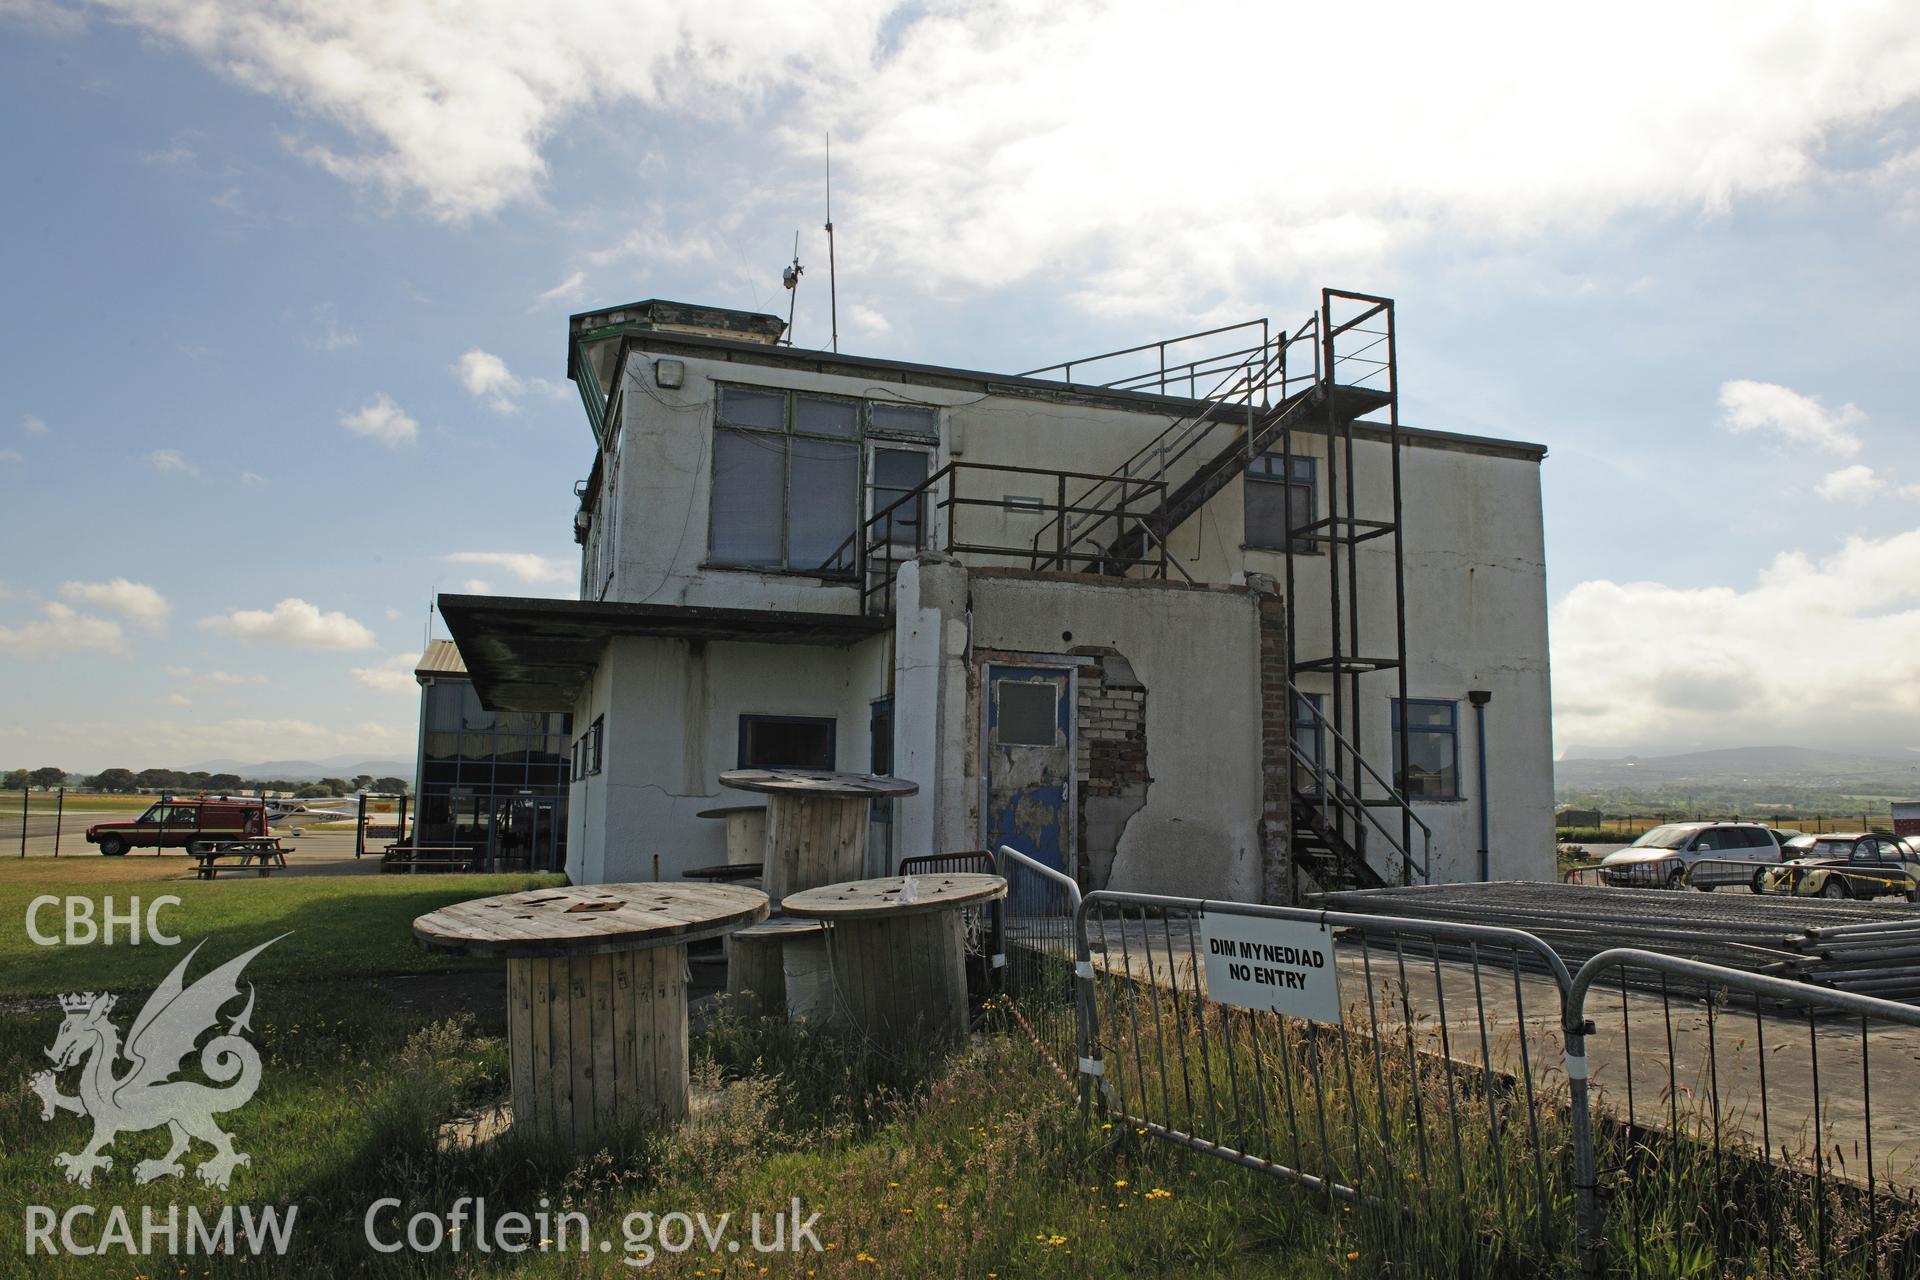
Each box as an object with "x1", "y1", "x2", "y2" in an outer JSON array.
[{"x1": 437, "y1": 594, "x2": 886, "y2": 712}]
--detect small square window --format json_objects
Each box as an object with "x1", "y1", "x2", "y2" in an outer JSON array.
[
  {"x1": 868, "y1": 403, "x2": 939, "y2": 438},
  {"x1": 794, "y1": 395, "x2": 858, "y2": 438},
  {"x1": 996, "y1": 681, "x2": 1058, "y2": 746},
  {"x1": 717, "y1": 386, "x2": 786, "y2": 432}
]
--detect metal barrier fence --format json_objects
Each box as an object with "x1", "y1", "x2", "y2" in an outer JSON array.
[
  {"x1": 1048, "y1": 887, "x2": 1920, "y2": 1277},
  {"x1": 996, "y1": 845, "x2": 1082, "y2": 1082},
  {"x1": 7, "y1": 787, "x2": 67, "y2": 855},
  {"x1": 1075, "y1": 890, "x2": 1580, "y2": 1271},
  {"x1": 1568, "y1": 949, "x2": 1920, "y2": 1278}
]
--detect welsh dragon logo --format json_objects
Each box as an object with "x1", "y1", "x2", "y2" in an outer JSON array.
[{"x1": 31, "y1": 936, "x2": 282, "y2": 1189}]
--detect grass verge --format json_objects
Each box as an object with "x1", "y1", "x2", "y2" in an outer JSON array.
[{"x1": 0, "y1": 856, "x2": 561, "y2": 995}]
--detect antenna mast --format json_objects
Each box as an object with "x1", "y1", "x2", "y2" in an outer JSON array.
[
  {"x1": 825, "y1": 133, "x2": 839, "y2": 353},
  {"x1": 781, "y1": 231, "x2": 804, "y2": 345}
]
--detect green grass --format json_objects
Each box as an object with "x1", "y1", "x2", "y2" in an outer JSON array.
[
  {"x1": 2, "y1": 988, "x2": 1390, "y2": 1279},
  {"x1": 12, "y1": 792, "x2": 156, "y2": 813},
  {"x1": 0, "y1": 856, "x2": 562, "y2": 995},
  {"x1": 8, "y1": 860, "x2": 1910, "y2": 1277}
]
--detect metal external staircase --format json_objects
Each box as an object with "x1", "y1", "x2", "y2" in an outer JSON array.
[
  {"x1": 843, "y1": 288, "x2": 1435, "y2": 899},
  {"x1": 1017, "y1": 289, "x2": 1432, "y2": 898}
]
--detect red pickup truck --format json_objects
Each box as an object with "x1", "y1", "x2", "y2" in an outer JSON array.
[{"x1": 86, "y1": 797, "x2": 269, "y2": 856}]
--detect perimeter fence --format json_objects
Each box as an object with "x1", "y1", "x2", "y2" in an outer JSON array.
[{"x1": 987, "y1": 864, "x2": 1920, "y2": 1278}]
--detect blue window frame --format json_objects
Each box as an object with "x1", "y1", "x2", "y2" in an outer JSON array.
[
  {"x1": 1391, "y1": 699, "x2": 1459, "y2": 799},
  {"x1": 737, "y1": 714, "x2": 837, "y2": 770},
  {"x1": 1244, "y1": 453, "x2": 1318, "y2": 552},
  {"x1": 1291, "y1": 691, "x2": 1327, "y2": 794}
]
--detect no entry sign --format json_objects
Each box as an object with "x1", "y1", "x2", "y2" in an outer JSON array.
[{"x1": 1198, "y1": 911, "x2": 1342, "y2": 1025}]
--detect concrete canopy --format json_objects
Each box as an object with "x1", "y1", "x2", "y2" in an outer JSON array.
[{"x1": 437, "y1": 594, "x2": 885, "y2": 712}]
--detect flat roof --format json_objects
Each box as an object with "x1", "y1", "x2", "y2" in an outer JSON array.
[
  {"x1": 606, "y1": 328, "x2": 1549, "y2": 462},
  {"x1": 437, "y1": 594, "x2": 886, "y2": 711}
]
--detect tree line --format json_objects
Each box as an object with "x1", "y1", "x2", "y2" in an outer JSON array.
[{"x1": 3, "y1": 767, "x2": 410, "y2": 799}]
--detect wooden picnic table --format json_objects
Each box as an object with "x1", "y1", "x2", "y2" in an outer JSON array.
[
  {"x1": 782, "y1": 872, "x2": 1006, "y2": 1046},
  {"x1": 695, "y1": 803, "x2": 767, "y2": 866},
  {"x1": 718, "y1": 769, "x2": 918, "y2": 900},
  {"x1": 413, "y1": 882, "x2": 767, "y2": 1149},
  {"x1": 189, "y1": 838, "x2": 289, "y2": 879},
  {"x1": 381, "y1": 843, "x2": 476, "y2": 874}
]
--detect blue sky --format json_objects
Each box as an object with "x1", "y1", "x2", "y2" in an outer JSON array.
[{"x1": 2, "y1": 1, "x2": 1919, "y2": 771}]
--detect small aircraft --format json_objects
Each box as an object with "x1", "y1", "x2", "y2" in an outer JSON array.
[{"x1": 261, "y1": 801, "x2": 361, "y2": 829}]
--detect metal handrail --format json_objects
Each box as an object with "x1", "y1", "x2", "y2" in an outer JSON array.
[
  {"x1": 997, "y1": 844, "x2": 1082, "y2": 908},
  {"x1": 1288, "y1": 738, "x2": 1429, "y2": 884},
  {"x1": 1029, "y1": 336, "x2": 1288, "y2": 570},
  {"x1": 1288, "y1": 679, "x2": 1431, "y2": 882},
  {"x1": 1018, "y1": 318, "x2": 1272, "y2": 386}
]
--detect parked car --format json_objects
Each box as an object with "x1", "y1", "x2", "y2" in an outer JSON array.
[
  {"x1": 85, "y1": 797, "x2": 269, "y2": 856},
  {"x1": 1599, "y1": 822, "x2": 1785, "y2": 891},
  {"x1": 1762, "y1": 833, "x2": 1920, "y2": 901}
]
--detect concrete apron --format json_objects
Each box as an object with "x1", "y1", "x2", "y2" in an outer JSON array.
[{"x1": 1081, "y1": 921, "x2": 1920, "y2": 1189}]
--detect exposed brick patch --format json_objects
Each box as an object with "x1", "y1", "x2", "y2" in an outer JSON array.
[{"x1": 1255, "y1": 589, "x2": 1294, "y2": 905}]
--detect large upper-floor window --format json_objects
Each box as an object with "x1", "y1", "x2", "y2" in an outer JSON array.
[
  {"x1": 1244, "y1": 453, "x2": 1318, "y2": 552},
  {"x1": 709, "y1": 386, "x2": 939, "y2": 574},
  {"x1": 1391, "y1": 698, "x2": 1460, "y2": 799}
]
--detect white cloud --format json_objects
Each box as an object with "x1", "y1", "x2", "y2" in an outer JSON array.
[
  {"x1": 1719, "y1": 380, "x2": 1865, "y2": 455},
  {"x1": 166, "y1": 666, "x2": 270, "y2": 687},
  {"x1": 307, "y1": 322, "x2": 359, "y2": 352},
  {"x1": 1553, "y1": 529, "x2": 1920, "y2": 753},
  {"x1": 147, "y1": 448, "x2": 200, "y2": 476},
  {"x1": 340, "y1": 393, "x2": 418, "y2": 447},
  {"x1": 21, "y1": 414, "x2": 47, "y2": 436},
  {"x1": 85, "y1": 0, "x2": 893, "y2": 221},
  {"x1": 456, "y1": 348, "x2": 520, "y2": 412},
  {"x1": 0, "y1": 449, "x2": 21, "y2": 465},
  {"x1": 461, "y1": 578, "x2": 494, "y2": 594},
  {"x1": 351, "y1": 652, "x2": 422, "y2": 695},
  {"x1": 442, "y1": 551, "x2": 574, "y2": 584},
  {"x1": 0, "y1": 0, "x2": 85, "y2": 36},
  {"x1": 846, "y1": 303, "x2": 892, "y2": 338},
  {"x1": 1816, "y1": 464, "x2": 1884, "y2": 500},
  {"x1": 160, "y1": 691, "x2": 192, "y2": 708},
  {"x1": 454, "y1": 348, "x2": 565, "y2": 412},
  {"x1": 0, "y1": 603, "x2": 125, "y2": 659},
  {"x1": 58, "y1": 579, "x2": 171, "y2": 633},
  {"x1": 240, "y1": 470, "x2": 268, "y2": 487},
  {"x1": 78, "y1": 4, "x2": 1920, "y2": 312},
  {"x1": 197, "y1": 597, "x2": 378, "y2": 651},
  {"x1": 535, "y1": 270, "x2": 586, "y2": 307}
]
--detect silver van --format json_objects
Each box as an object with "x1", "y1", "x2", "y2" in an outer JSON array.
[{"x1": 1599, "y1": 822, "x2": 1783, "y2": 891}]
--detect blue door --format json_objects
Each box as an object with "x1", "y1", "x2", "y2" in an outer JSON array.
[{"x1": 983, "y1": 665, "x2": 1074, "y2": 885}]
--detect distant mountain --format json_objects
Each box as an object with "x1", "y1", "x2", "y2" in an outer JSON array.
[
  {"x1": 186, "y1": 757, "x2": 415, "y2": 782},
  {"x1": 1556, "y1": 745, "x2": 1920, "y2": 815}
]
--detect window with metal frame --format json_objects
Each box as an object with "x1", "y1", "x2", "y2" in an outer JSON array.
[
  {"x1": 1391, "y1": 698, "x2": 1460, "y2": 799},
  {"x1": 709, "y1": 385, "x2": 862, "y2": 573},
  {"x1": 1244, "y1": 453, "x2": 1318, "y2": 552},
  {"x1": 869, "y1": 444, "x2": 931, "y2": 549},
  {"x1": 737, "y1": 714, "x2": 836, "y2": 770}
]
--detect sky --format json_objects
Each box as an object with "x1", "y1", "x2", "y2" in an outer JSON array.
[{"x1": 2, "y1": 0, "x2": 1919, "y2": 772}]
